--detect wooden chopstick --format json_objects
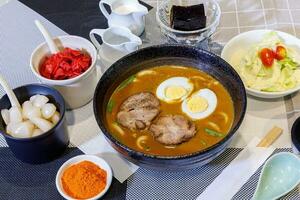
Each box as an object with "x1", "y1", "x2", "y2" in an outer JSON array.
[{"x1": 256, "y1": 126, "x2": 283, "y2": 147}]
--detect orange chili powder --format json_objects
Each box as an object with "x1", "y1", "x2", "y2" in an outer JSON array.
[{"x1": 61, "y1": 160, "x2": 107, "y2": 199}]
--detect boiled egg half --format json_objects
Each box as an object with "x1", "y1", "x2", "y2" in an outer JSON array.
[
  {"x1": 156, "y1": 77, "x2": 193, "y2": 103},
  {"x1": 181, "y1": 89, "x2": 217, "y2": 120}
]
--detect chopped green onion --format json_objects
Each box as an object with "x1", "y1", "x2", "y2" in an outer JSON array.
[
  {"x1": 145, "y1": 146, "x2": 150, "y2": 151},
  {"x1": 140, "y1": 141, "x2": 150, "y2": 151},
  {"x1": 200, "y1": 140, "x2": 207, "y2": 146},
  {"x1": 205, "y1": 128, "x2": 224, "y2": 137},
  {"x1": 117, "y1": 75, "x2": 136, "y2": 91},
  {"x1": 107, "y1": 99, "x2": 115, "y2": 113}
]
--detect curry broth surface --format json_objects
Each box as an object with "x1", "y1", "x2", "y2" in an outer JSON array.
[{"x1": 106, "y1": 66, "x2": 234, "y2": 156}]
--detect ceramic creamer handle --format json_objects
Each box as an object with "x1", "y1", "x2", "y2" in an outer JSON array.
[
  {"x1": 89, "y1": 29, "x2": 106, "y2": 50},
  {"x1": 99, "y1": 0, "x2": 115, "y2": 19}
]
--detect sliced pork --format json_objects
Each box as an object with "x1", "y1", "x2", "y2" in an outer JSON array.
[
  {"x1": 117, "y1": 92, "x2": 160, "y2": 130},
  {"x1": 149, "y1": 115, "x2": 196, "y2": 145}
]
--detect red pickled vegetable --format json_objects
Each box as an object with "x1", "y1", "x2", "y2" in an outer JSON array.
[{"x1": 39, "y1": 48, "x2": 92, "y2": 80}]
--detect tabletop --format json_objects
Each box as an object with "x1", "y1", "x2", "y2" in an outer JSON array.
[{"x1": 1, "y1": 0, "x2": 300, "y2": 199}]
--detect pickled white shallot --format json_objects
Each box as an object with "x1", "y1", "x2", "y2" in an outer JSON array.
[{"x1": 1, "y1": 94, "x2": 60, "y2": 138}]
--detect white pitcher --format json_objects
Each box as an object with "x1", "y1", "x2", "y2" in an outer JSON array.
[
  {"x1": 99, "y1": 0, "x2": 148, "y2": 36},
  {"x1": 89, "y1": 26, "x2": 142, "y2": 63}
]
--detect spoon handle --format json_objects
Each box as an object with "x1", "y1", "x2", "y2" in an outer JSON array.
[
  {"x1": 34, "y1": 20, "x2": 59, "y2": 54},
  {"x1": 0, "y1": 74, "x2": 20, "y2": 108}
]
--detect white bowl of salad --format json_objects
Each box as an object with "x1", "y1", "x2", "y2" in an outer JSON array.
[{"x1": 221, "y1": 30, "x2": 300, "y2": 98}]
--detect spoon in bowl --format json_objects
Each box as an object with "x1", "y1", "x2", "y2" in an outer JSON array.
[
  {"x1": 0, "y1": 74, "x2": 20, "y2": 108},
  {"x1": 0, "y1": 73, "x2": 23, "y2": 128},
  {"x1": 34, "y1": 19, "x2": 59, "y2": 54},
  {"x1": 253, "y1": 152, "x2": 300, "y2": 200}
]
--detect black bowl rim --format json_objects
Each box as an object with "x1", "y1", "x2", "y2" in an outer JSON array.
[
  {"x1": 291, "y1": 116, "x2": 300, "y2": 151},
  {"x1": 93, "y1": 44, "x2": 247, "y2": 160},
  {"x1": 0, "y1": 83, "x2": 66, "y2": 142}
]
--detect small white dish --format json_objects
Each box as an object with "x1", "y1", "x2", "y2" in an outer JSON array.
[
  {"x1": 56, "y1": 155, "x2": 113, "y2": 200},
  {"x1": 30, "y1": 35, "x2": 98, "y2": 109},
  {"x1": 221, "y1": 29, "x2": 300, "y2": 99}
]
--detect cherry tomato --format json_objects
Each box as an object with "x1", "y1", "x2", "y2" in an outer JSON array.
[
  {"x1": 260, "y1": 48, "x2": 275, "y2": 67},
  {"x1": 275, "y1": 45, "x2": 287, "y2": 60}
]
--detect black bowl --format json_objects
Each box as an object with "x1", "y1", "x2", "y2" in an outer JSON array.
[
  {"x1": 0, "y1": 84, "x2": 69, "y2": 164},
  {"x1": 93, "y1": 44, "x2": 247, "y2": 170},
  {"x1": 292, "y1": 116, "x2": 300, "y2": 152}
]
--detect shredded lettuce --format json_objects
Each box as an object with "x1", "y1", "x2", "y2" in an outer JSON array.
[{"x1": 236, "y1": 32, "x2": 300, "y2": 92}]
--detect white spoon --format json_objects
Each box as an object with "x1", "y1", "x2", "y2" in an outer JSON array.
[
  {"x1": 34, "y1": 19, "x2": 59, "y2": 54},
  {"x1": 0, "y1": 74, "x2": 20, "y2": 107},
  {"x1": 253, "y1": 152, "x2": 300, "y2": 200}
]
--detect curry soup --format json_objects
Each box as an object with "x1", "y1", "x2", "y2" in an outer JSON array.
[{"x1": 105, "y1": 66, "x2": 234, "y2": 156}]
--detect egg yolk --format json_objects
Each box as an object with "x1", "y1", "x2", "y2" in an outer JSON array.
[
  {"x1": 186, "y1": 96, "x2": 208, "y2": 113},
  {"x1": 165, "y1": 86, "x2": 187, "y2": 100}
]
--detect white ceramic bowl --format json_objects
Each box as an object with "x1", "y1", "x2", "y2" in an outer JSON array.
[
  {"x1": 56, "y1": 155, "x2": 113, "y2": 200},
  {"x1": 221, "y1": 30, "x2": 300, "y2": 99},
  {"x1": 30, "y1": 35, "x2": 98, "y2": 109}
]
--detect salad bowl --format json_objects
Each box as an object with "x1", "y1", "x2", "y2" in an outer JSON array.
[{"x1": 221, "y1": 30, "x2": 300, "y2": 99}]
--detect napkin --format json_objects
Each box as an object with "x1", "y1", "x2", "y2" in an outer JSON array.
[
  {"x1": 230, "y1": 97, "x2": 290, "y2": 148},
  {"x1": 197, "y1": 137, "x2": 275, "y2": 200},
  {"x1": 66, "y1": 67, "x2": 138, "y2": 183},
  {"x1": 67, "y1": 103, "x2": 139, "y2": 183}
]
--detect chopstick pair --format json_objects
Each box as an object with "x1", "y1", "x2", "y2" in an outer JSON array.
[{"x1": 256, "y1": 126, "x2": 283, "y2": 147}]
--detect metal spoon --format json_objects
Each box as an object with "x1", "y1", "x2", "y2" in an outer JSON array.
[
  {"x1": 253, "y1": 152, "x2": 300, "y2": 200},
  {"x1": 34, "y1": 19, "x2": 59, "y2": 54}
]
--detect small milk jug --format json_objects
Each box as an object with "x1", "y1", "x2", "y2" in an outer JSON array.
[
  {"x1": 99, "y1": 0, "x2": 148, "y2": 36},
  {"x1": 89, "y1": 26, "x2": 142, "y2": 62}
]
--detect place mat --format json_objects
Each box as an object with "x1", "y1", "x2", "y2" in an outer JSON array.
[
  {"x1": 212, "y1": 0, "x2": 300, "y2": 43},
  {"x1": 0, "y1": 147, "x2": 127, "y2": 200},
  {"x1": 127, "y1": 0, "x2": 300, "y2": 199},
  {"x1": 126, "y1": 148, "x2": 299, "y2": 200},
  {"x1": 0, "y1": 0, "x2": 299, "y2": 199}
]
